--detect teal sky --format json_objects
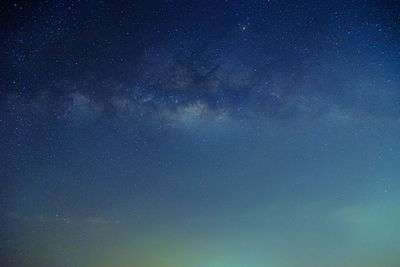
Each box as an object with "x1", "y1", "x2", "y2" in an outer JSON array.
[{"x1": 2, "y1": 116, "x2": 400, "y2": 266}]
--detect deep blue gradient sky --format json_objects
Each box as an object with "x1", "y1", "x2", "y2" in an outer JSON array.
[{"x1": 1, "y1": 1, "x2": 400, "y2": 266}]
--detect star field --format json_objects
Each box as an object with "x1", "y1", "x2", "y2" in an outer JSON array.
[{"x1": 1, "y1": 1, "x2": 400, "y2": 266}]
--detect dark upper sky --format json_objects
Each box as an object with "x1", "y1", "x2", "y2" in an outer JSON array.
[
  {"x1": 2, "y1": 0, "x2": 399, "y2": 125},
  {"x1": 1, "y1": 1, "x2": 400, "y2": 266}
]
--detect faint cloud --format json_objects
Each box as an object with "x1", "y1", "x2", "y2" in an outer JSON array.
[
  {"x1": 331, "y1": 202, "x2": 400, "y2": 240},
  {"x1": 3, "y1": 211, "x2": 122, "y2": 226}
]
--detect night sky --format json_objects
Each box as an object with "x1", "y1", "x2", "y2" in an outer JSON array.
[{"x1": 1, "y1": 1, "x2": 400, "y2": 266}]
